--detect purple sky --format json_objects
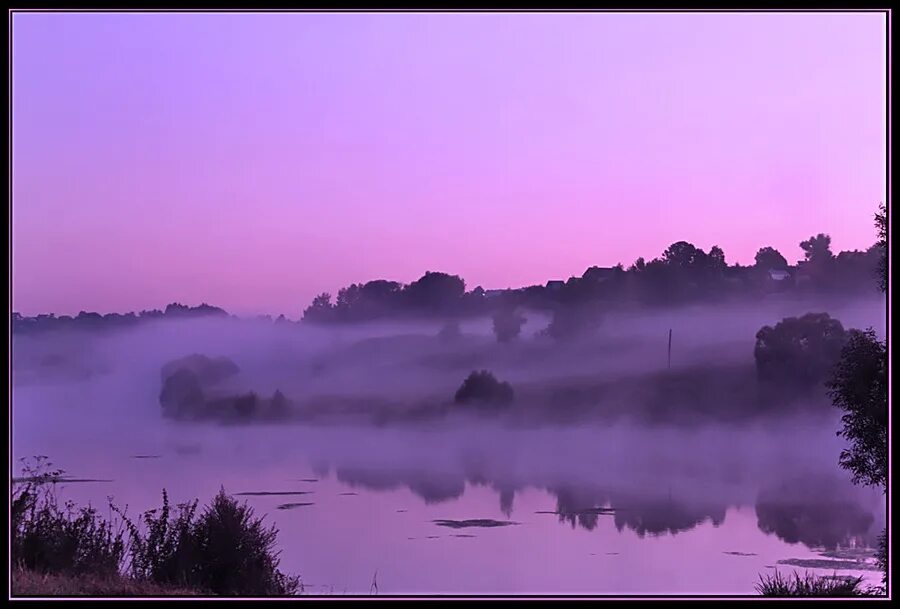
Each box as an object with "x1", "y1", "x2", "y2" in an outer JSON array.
[{"x1": 11, "y1": 12, "x2": 887, "y2": 316}]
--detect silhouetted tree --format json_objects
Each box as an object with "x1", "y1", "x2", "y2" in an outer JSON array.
[
  {"x1": 755, "y1": 247, "x2": 789, "y2": 270},
  {"x1": 454, "y1": 371, "x2": 514, "y2": 407},
  {"x1": 827, "y1": 329, "x2": 887, "y2": 489},
  {"x1": 708, "y1": 245, "x2": 726, "y2": 271},
  {"x1": 303, "y1": 292, "x2": 334, "y2": 322},
  {"x1": 404, "y1": 271, "x2": 466, "y2": 311},
  {"x1": 875, "y1": 202, "x2": 887, "y2": 293},
  {"x1": 754, "y1": 313, "x2": 847, "y2": 386},
  {"x1": 662, "y1": 241, "x2": 706, "y2": 269},
  {"x1": 335, "y1": 284, "x2": 362, "y2": 313},
  {"x1": 800, "y1": 234, "x2": 834, "y2": 264}
]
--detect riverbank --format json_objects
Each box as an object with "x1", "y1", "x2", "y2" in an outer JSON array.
[{"x1": 12, "y1": 569, "x2": 205, "y2": 597}]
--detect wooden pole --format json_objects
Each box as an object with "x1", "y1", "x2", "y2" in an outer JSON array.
[{"x1": 668, "y1": 328, "x2": 672, "y2": 369}]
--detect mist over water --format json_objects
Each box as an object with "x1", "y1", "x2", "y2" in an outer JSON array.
[{"x1": 11, "y1": 294, "x2": 887, "y2": 594}]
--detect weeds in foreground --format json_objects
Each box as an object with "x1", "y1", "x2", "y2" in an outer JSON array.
[
  {"x1": 756, "y1": 570, "x2": 879, "y2": 597},
  {"x1": 11, "y1": 457, "x2": 125, "y2": 578},
  {"x1": 12, "y1": 457, "x2": 301, "y2": 596}
]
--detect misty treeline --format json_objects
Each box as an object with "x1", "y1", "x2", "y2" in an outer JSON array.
[
  {"x1": 12, "y1": 215, "x2": 885, "y2": 335},
  {"x1": 302, "y1": 224, "x2": 885, "y2": 324},
  {"x1": 12, "y1": 302, "x2": 235, "y2": 335}
]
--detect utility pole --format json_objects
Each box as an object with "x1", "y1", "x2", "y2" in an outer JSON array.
[{"x1": 668, "y1": 328, "x2": 672, "y2": 369}]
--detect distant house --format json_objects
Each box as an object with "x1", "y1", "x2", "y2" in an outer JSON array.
[
  {"x1": 545, "y1": 280, "x2": 565, "y2": 292},
  {"x1": 582, "y1": 266, "x2": 618, "y2": 283},
  {"x1": 765, "y1": 268, "x2": 794, "y2": 293}
]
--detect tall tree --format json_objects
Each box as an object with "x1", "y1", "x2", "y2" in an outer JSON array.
[
  {"x1": 662, "y1": 241, "x2": 706, "y2": 269},
  {"x1": 800, "y1": 233, "x2": 834, "y2": 263},
  {"x1": 827, "y1": 328, "x2": 887, "y2": 489},
  {"x1": 875, "y1": 202, "x2": 887, "y2": 293},
  {"x1": 708, "y1": 245, "x2": 727, "y2": 271},
  {"x1": 754, "y1": 247, "x2": 788, "y2": 270}
]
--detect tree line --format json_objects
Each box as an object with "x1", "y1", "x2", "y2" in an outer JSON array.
[
  {"x1": 303, "y1": 227, "x2": 884, "y2": 324},
  {"x1": 12, "y1": 209, "x2": 885, "y2": 333},
  {"x1": 12, "y1": 303, "x2": 232, "y2": 334}
]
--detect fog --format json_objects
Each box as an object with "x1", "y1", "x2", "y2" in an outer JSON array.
[
  {"x1": 11, "y1": 294, "x2": 887, "y2": 594},
  {"x1": 12, "y1": 293, "x2": 885, "y2": 428}
]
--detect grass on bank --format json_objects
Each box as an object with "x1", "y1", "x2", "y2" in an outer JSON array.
[{"x1": 11, "y1": 568, "x2": 205, "y2": 597}]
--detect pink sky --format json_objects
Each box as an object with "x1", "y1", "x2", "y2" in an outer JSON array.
[{"x1": 11, "y1": 11, "x2": 887, "y2": 317}]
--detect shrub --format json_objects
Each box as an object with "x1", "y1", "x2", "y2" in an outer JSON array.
[
  {"x1": 117, "y1": 489, "x2": 300, "y2": 596},
  {"x1": 754, "y1": 313, "x2": 847, "y2": 386},
  {"x1": 189, "y1": 489, "x2": 299, "y2": 596},
  {"x1": 454, "y1": 371, "x2": 514, "y2": 407}
]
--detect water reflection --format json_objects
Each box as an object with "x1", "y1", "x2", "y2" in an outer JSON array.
[
  {"x1": 335, "y1": 468, "x2": 466, "y2": 504},
  {"x1": 320, "y1": 463, "x2": 880, "y2": 550},
  {"x1": 755, "y1": 474, "x2": 881, "y2": 549}
]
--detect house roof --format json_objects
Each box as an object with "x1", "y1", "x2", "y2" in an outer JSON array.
[{"x1": 582, "y1": 266, "x2": 617, "y2": 281}]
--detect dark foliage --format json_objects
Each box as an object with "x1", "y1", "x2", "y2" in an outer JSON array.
[
  {"x1": 8, "y1": 457, "x2": 305, "y2": 598},
  {"x1": 756, "y1": 571, "x2": 870, "y2": 597},
  {"x1": 875, "y1": 202, "x2": 886, "y2": 293},
  {"x1": 754, "y1": 313, "x2": 847, "y2": 387},
  {"x1": 11, "y1": 458, "x2": 125, "y2": 578},
  {"x1": 826, "y1": 328, "x2": 887, "y2": 489},
  {"x1": 454, "y1": 371, "x2": 514, "y2": 407},
  {"x1": 117, "y1": 488, "x2": 300, "y2": 595},
  {"x1": 876, "y1": 529, "x2": 887, "y2": 588},
  {"x1": 755, "y1": 246, "x2": 789, "y2": 270}
]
